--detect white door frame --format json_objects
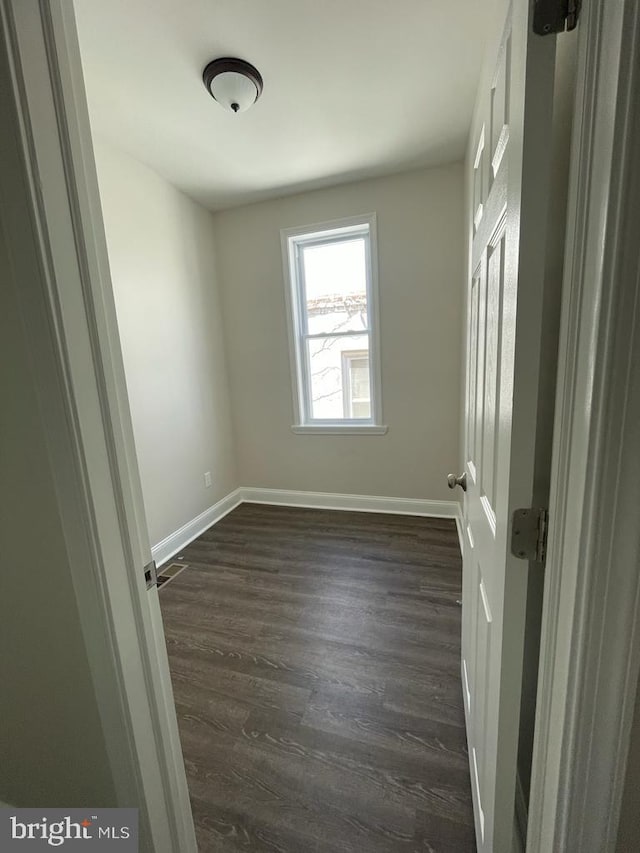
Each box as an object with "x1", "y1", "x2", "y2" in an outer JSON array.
[
  {"x1": 2, "y1": 0, "x2": 639, "y2": 850},
  {"x1": 0, "y1": 1, "x2": 195, "y2": 850},
  {"x1": 527, "y1": 1, "x2": 640, "y2": 851}
]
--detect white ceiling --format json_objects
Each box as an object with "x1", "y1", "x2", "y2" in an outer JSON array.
[{"x1": 75, "y1": 0, "x2": 490, "y2": 212}]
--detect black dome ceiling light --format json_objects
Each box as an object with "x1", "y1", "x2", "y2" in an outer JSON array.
[{"x1": 202, "y1": 57, "x2": 263, "y2": 114}]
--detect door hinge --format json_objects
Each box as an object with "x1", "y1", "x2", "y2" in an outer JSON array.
[
  {"x1": 144, "y1": 559, "x2": 158, "y2": 589},
  {"x1": 533, "y1": 0, "x2": 581, "y2": 35},
  {"x1": 511, "y1": 508, "x2": 548, "y2": 563}
]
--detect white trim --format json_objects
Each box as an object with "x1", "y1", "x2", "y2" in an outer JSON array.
[
  {"x1": 0, "y1": 1, "x2": 196, "y2": 847},
  {"x1": 455, "y1": 504, "x2": 464, "y2": 556},
  {"x1": 150, "y1": 488, "x2": 460, "y2": 568},
  {"x1": 238, "y1": 487, "x2": 459, "y2": 518},
  {"x1": 151, "y1": 488, "x2": 460, "y2": 563},
  {"x1": 152, "y1": 489, "x2": 243, "y2": 566},
  {"x1": 150, "y1": 487, "x2": 460, "y2": 575},
  {"x1": 280, "y1": 212, "x2": 384, "y2": 429},
  {"x1": 280, "y1": 214, "x2": 377, "y2": 243},
  {"x1": 291, "y1": 424, "x2": 388, "y2": 435},
  {"x1": 528, "y1": 2, "x2": 640, "y2": 851}
]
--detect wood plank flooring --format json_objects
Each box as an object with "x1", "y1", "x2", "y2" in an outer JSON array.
[{"x1": 159, "y1": 503, "x2": 475, "y2": 852}]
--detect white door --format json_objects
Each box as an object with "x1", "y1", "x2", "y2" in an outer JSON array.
[{"x1": 459, "y1": 2, "x2": 558, "y2": 851}]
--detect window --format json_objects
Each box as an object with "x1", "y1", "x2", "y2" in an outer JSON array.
[{"x1": 282, "y1": 214, "x2": 386, "y2": 433}]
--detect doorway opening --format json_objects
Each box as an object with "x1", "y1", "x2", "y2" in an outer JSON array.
[{"x1": 2, "y1": 0, "x2": 607, "y2": 850}]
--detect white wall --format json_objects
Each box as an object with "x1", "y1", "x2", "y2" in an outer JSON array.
[
  {"x1": 0, "y1": 228, "x2": 116, "y2": 807},
  {"x1": 94, "y1": 143, "x2": 237, "y2": 548},
  {"x1": 214, "y1": 164, "x2": 464, "y2": 501}
]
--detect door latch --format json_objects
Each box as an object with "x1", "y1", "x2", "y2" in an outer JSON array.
[
  {"x1": 144, "y1": 559, "x2": 158, "y2": 589},
  {"x1": 533, "y1": 0, "x2": 581, "y2": 35}
]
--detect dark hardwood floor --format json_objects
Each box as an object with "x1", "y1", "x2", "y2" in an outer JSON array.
[{"x1": 159, "y1": 503, "x2": 475, "y2": 852}]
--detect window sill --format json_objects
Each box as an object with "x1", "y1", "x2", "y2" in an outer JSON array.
[{"x1": 291, "y1": 424, "x2": 388, "y2": 435}]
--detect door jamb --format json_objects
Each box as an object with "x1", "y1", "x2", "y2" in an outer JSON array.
[
  {"x1": 528, "y1": 2, "x2": 640, "y2": 850},
  {"x1": 0, "y1": 1, "x2": 196, "y2": 849}
]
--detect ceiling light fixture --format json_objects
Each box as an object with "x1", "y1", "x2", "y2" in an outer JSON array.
[{"x1": 202, "y1": 57, "x2": 263, "y2": 114}]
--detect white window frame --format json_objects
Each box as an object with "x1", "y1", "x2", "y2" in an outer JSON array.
[{"x1": 281, "y1": 214, "x2": 386, "y2": 434}]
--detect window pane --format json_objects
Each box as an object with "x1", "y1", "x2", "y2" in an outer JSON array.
[
  {"x1": 302, "y1": 238, "x2": 368, "y2": 335},
  {"x1": 351, "y1": 401, "x2": 371, "y2": 419},
  {"x1": 343, "y1": 350, "x2": 371, "y2": 419},
  {"x1": 307, "y1": 334, "x2": 371, "y2": 420},
  {"x1": 349, "y1": 357, "x2": 370, "y2": 400}
]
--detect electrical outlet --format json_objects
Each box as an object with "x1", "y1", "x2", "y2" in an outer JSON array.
[{"x1": 204, "y1": 471, "x2": 212, "y2": 488}]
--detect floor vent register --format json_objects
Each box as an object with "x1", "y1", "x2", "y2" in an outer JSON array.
[{"x1": 157, "y1": 561, "x2": 188, "y2": 589}]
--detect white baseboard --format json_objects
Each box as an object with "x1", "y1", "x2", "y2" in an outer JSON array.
[
  {"x1": 151, "y1": 488, "x2": 242, "y2": 566},
  {"x1": 239, "y1": 487, "x2": 460, "y2": 519},
  {"x1": 152, "y1": 486, "x2": 460, "y2": 567}
]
